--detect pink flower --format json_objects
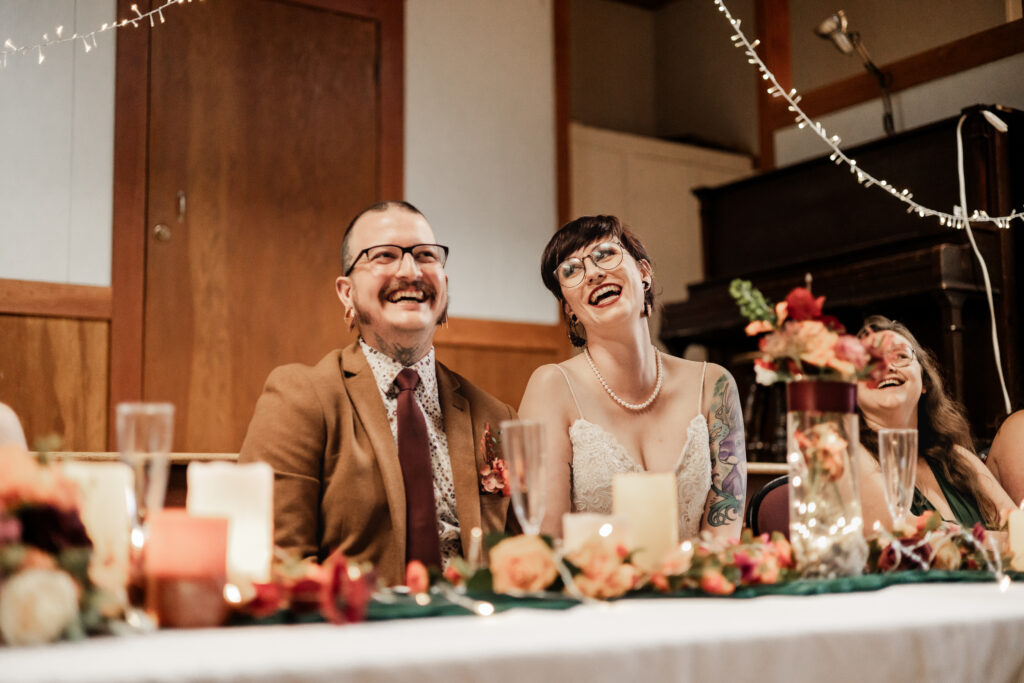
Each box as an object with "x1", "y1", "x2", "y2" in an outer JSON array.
[
  {"x1": 489, "y1": 535, "x2": 558, "y2": 594},
  {"x1": 443, "y1": 564, "x2": 463, "y2": 587},
  {"x1": 785, "y1": 287, "x2": 825, "y2": 321},
  {"x1": 404, "y1": 560, "x2": 430, "y2": 594}
]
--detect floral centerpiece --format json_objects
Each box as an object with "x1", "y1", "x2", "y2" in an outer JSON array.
[
  {"x1": 731, "y1": 280, "x2": 892, "y2": 579},
  {"x1": 0, "y1": 445, "x2": 117, "y2": 646},
  {"x1": 236, "y1": 547, "x2": 374, "y2": 624},
  {"x1": 729, "y1": 279, "x2": 888, "y2": 386},
  {"x1": 866, "y1": 511, "x2": 1010, "y2": 575}
]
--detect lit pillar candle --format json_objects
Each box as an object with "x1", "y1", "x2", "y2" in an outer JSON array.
[
  {"x1": 62, "y1": 462, "x2": 133, "y2": 602},
  {"x1": 1009, "y1": 508, "x2": 1024, "y2": 572},
  {"x1": 561, "y1": 513, "x2": 631, "y2": 555},
  {"x1": 146, "y1": 509, "x2": 230, "y2": 628},
  {"x1": 612, "y1": 472, "x2": 678, "y2": 572},
  {"x1": 186, "y1": 462, "x2": 273, "y2": 586}
]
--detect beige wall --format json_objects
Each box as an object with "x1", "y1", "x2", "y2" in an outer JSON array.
[
  {"x1": 654, "y1": 0, "x2": 758, "y2": 154},
  {"x1": 570, "y1": 123, "x2": 753, "y2": 349},
  {"x1": 402, "y1": 0, "x2": 560, "y2": 324},
  {"x1": 791, "y1": 0, "x2": 1008, "y2": 92},
  {"x1": 570, "y1": 0, "x2": 657, "y2": 137}
]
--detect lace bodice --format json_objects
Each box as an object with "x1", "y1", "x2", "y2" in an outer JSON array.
[
  {"x1": 554, "y1": 362, "x2": 713, "y2": 541},
  {"x1": 568, "y1": 415, "x2": 711, "y2": 540}
]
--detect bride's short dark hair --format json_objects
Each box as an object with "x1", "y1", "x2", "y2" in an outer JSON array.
[{"x1": 540, "y1": 215, "x2": 654, "y2": 313}]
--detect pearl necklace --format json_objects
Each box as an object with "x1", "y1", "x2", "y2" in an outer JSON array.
[{"x1": 583, "y1": 346, "x2": 663, "y2": 411}]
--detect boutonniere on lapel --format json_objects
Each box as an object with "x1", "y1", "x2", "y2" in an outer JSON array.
[{"x1": 478, "y1": 423, "x2": 509, "y2": 497}]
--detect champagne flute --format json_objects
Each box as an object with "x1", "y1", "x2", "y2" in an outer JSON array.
[
  {"x1": 500, "y1": 420, "x2": 546, "y2": 536},
  {"x1": 117, "y1": 402, "x2": 174, "y2": 630},
  {"x1": 879, "y1": 428, "x2": 918, "y2": 529}
]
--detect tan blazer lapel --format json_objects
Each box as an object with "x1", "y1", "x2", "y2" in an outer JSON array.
[
  {"x1": 341, "y1": 343, "x2": 406, "y2": 563},
  {"x1": 438, "y1": 364, "x2": 483, "y2": 553}
]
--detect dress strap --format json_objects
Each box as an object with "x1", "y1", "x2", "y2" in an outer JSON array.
[
  {"x1": 553, "y1": 364, "x2": 584, "y2": 421},
  {"x1": 697, "y1": 361, "x2": 708, "y2": 414}
]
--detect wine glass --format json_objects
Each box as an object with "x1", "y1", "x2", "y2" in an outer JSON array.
[
  {"x1": 879, "y1": 428, "x2": 918, "y2": 529},
  {"x1": 116, "y1": 402, "x2": 174, "y2": 630},
  {"x1": 500, "y1": 420, "x2": 546, "y2": 536}
]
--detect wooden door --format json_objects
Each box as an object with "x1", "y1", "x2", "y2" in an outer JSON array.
[{"x1": 144, "y1": 0, "x2": 379, "y2": 451}]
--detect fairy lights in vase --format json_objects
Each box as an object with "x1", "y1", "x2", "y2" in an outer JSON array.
[
  {"x1": 713, "y1": 0, "x2": 1023, "y2": 230},
  {"x1": 1, "y1": 0, "x2": 197, "y2": 70}
]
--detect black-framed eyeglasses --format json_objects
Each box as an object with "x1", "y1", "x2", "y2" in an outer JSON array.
[
  {"x1": 553, "y1": 242, "x2": 624, "y2": 288},
  {"x1": 345, "y1": 243, "x2": 449, "y2": 276}
]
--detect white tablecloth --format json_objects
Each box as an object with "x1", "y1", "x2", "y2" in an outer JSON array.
[{"x1": 3, "y1": 582, "x2": 1024, "y2": 682}]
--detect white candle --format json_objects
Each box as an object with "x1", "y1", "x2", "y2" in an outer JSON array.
[
  {"x1": 561, "y1": 513, "x2": 631, "y2": 555},
  {"x1": 62, "y1": 462, "x2": 133, "y2": 602},
  {"x1": 612, "y1": 472, "x2": 678, "y2": 573},
  {"x1": 1009, "y1": 509, "x2": 1024, "y2": 572},
  {"x1": 186, "y1": 462, "x2": 273, "y2": 586}
]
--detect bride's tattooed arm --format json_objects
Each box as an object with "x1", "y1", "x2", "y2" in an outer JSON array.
[{"x1": 705, "y1": 370, "x2": 747, "y2": 534}]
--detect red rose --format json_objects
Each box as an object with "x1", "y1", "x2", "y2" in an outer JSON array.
[
  {"x1": 246, "y1": 582, "x2": 285, "y2": 618},
  {"x1": 785, "y1": 287, "x2": 825, "y2": 321}
]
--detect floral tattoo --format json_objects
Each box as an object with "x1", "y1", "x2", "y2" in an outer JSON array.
[{"x1": 707, "y1": 372, "x2": 746, "y2": 527}]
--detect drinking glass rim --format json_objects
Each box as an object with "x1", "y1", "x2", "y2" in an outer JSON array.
[{"x1": 116, "y1": 402, "x2": 175, "y2": 416}]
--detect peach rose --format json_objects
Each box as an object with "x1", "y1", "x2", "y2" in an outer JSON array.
[
  {"x1": 404, "y1": 560, "x2": 430, "y2": 594},
  {"x1": 489, "y1": 535, "x2": 558, "y2": 594},
  {"x1": 699, "y1": 569, "x2": 735, "y2": 595},
  {"x1": 568, "y1": 537, "x2": 641, "y2": 599},
  {"x1": 574, "y1": 563, "x2": 640, "y2": 600},
  {"x1": 930, "y1": 538, "x2": 963, "y2": 571}
]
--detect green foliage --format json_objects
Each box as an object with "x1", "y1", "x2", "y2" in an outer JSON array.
[{"x1": 729, "y1": 278, "x2": 776, "y2": 324}]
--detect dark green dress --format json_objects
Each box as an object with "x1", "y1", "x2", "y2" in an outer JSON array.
[{"x1": 909, "y1": 456, "x2": 985, "y2": 528}]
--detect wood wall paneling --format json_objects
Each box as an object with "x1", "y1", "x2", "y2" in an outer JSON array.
[
  {"x1": 434, "y1": 319, "x2": 570, "y2": 409},
  {"x1": 0, "y1": 279, "x2": 111, "y2": 320},
  {"x1": 0, "y1": 315, "x2": 109, "y2": 451},
  {"x1": 754, "y1": 0, "x2": 791, "y2": 171},
  {"x1": 554, "y1": 0, "x2": 571, "y2": 225},
  {"x1": 109, "y1": 0, "x2": 152, "y2": 443},
  {"x1": 107, "y1": 0, "x2": 403, "y2": 450}
]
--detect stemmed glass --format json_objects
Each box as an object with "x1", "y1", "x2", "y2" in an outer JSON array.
[
  {"x1": 117, "y1": 402, "x2": 174, "y2": 630},
  {"x1": 500, "y1": 420, "x2": 546, "y2": 536},
  {"x1": 879, "y1": 428, "x2": 918, "y2": 529}
]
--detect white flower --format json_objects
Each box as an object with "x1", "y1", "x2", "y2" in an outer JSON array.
[
  {"x1": 754, "y1": 363, "x2": 779, "y2": 386},
  {"x1": 0, "y1": 569, "x2": 80, "y2": 646}
]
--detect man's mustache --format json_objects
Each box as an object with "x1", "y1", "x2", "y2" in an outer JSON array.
[{"x1": 378, "y1": 278, "x2": 438, "y2": 303}]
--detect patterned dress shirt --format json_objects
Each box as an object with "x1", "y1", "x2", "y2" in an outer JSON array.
[{"x1": 359, "y1": 339, "x2": 461, "y2": 566}]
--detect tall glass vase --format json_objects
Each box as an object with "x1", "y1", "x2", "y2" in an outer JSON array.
[{"x1": 786, "y1": 381, "x2": 867, "y2": 578}]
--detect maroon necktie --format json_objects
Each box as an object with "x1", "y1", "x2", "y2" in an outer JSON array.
[{"x1": 395, "y1": 368, "x2": 442, "y2": 568}]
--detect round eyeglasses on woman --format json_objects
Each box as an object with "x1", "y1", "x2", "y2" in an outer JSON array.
[
  {"x1": 887, "y1": 344, "x2": 916, "y2": 368},
  {"x1": 553, "y1": 242, "x2": 624, "y2": 288},
  {"x1": 345, "y1": 243, "x2": 449, "y2": 276}
]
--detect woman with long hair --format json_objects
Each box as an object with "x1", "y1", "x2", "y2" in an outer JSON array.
[
  {"x1": 856, "y1": 315, "x2": 1013, "y2": 529},
  {"x1": 518, "y1": 215, "x2": 746, "y2": 541}
]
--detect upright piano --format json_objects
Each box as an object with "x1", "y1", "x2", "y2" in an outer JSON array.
[{"x1": 659, "y1": 105, "x2": 1023, "y2": 461}]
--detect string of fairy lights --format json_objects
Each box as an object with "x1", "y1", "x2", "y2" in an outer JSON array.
[
  {"x1": 1, "y1": 0, "x2": 195, "y2": 69},
  {"x1": 712, "y1": 0, "x2": 1023, "y2": 230}
]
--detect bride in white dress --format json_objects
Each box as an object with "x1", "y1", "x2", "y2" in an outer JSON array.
[{"x1": 518, "y1": 215, "x2": 746, "y2": 541}]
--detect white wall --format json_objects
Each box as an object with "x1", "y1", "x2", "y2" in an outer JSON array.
[
  {"x1": 405, "y1": 0, "x2": 558, "y2": 324},
  {"x1": 775, "y1": 52, "x2": 1024, "y2": 167},
  {"x1": 0, "y1": 0, "x2": 115, "y2": 286}
]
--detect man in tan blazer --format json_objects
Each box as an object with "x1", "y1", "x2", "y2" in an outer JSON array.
[{"x1": 239, "y1": 201, "x2": 515, "y2": 585}]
